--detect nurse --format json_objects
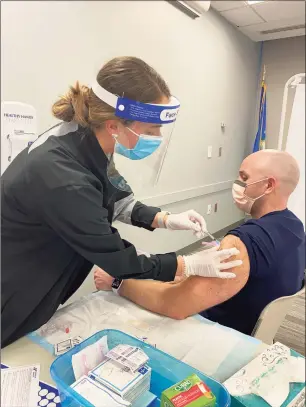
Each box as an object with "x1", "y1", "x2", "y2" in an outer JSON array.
[{"x1": 1, "y1": 57, "x2": 240, "y2": 347}]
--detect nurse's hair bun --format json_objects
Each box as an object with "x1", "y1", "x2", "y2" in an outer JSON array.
[
  {"x1": 52, "y1": 82, "x2": 90, "y2": 127},
  {"x1": 52, "y1": 56, "x2": 171, "y2": 129}
]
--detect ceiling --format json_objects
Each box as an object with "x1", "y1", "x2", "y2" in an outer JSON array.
[{"x1": 211, "y1": 1, "x2": 306, "y2": 41}]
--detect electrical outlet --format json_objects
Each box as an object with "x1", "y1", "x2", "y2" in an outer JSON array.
[
  {"x1": 218, "y1": 147, "x2": 222, "y2": 157},
  {"x1": 207, "y1": 204, "x2": 212, "y2": 215},
  {"x1": 207, "y1": 146, "x2": 212, "y2": 158},
  {"x1": 214, "y1": 203, "x2": 218, "y2": 212}
]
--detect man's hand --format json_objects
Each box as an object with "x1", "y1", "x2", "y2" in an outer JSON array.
[{"x1": 94, "y1": 267, "x2": 114, "y2": 291}]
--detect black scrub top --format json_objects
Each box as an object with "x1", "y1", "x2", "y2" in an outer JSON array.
[{"x1": 1, "y1": 122, "x2": 177, "y2": 347}]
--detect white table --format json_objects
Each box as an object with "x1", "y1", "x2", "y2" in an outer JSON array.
[{"x1": 1, "y1": 292, "x2": 268, "y2": 385}]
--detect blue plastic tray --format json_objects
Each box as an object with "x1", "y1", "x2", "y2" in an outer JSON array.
[{"x1": 50, "y1": 329, "x2": 231, "y2": 407}]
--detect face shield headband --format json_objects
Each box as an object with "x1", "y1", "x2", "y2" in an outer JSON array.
[{"x1": 91, "y1": 80, "x2": 180, "y2": 124}]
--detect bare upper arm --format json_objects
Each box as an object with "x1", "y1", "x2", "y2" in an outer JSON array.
[{"x1": 170, "y1": 235, "x2": 250, "y2": 319}]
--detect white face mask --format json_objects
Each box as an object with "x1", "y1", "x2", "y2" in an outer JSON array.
[{"x1": 232, "y1": 178, "x2": 268, "y2": 215}]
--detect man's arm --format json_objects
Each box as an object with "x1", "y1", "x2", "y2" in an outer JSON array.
[{"x1": 119, "y1": 235, "x2": 250, "y2": 319}]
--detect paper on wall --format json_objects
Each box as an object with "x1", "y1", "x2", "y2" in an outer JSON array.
[{"x1": 1, "y1": 102, "x2": 37, "y2": 174}]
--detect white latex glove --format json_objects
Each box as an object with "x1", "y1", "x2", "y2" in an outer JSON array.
[
  {"x1": 165, "y1": 210, "x2": 207, "y2": 237},
  {"x1": 182, "y1": 246, "x2": 242, "y2": 279}
]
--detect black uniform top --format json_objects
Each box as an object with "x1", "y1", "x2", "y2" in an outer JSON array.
[{"x1": 1, "y1": 122, "x2": 177, "y2": 347}]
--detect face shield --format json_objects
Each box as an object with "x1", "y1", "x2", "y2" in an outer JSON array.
[{"x1": 91, "y1": 80, "x2": 180, "y2": 193}]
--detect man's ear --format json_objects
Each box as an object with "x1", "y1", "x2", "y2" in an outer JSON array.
[{"x1": 266, "y1": 177, "x2": 276, "y2": 194}]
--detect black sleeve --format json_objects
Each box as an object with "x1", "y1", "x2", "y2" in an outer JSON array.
[
  {"x1": 131, "y1": 201, "x2": 161, "y2": 231},
  {"x1": 40, "y1": 184, "x2": 177, "y2": 282}
]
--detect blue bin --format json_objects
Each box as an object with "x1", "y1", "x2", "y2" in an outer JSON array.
[{"x1": 50, "y1": 329, "x2": 231, "y2": 407}]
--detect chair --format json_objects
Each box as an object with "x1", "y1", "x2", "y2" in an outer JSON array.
[{"x1": 251, "y1": 279, "x2": 305, "y2": 345}]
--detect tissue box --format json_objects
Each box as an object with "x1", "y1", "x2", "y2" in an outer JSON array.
[
  {"x1": 160, "y1": 374, "x2": 216, "y2": 407},
  {"x1": 224, "y1": 342, "x2": 305, "y2": 407},
  {"x1": 89, "y1": 359, "x2": 151, "y2": 403}
]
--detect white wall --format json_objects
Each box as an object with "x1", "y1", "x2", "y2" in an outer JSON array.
[
  {"x1": 285, "y1": 84, "x2": 305, "y2": 228},
  {"x1": 1, "y1": 1, "x2": 260, "y2": 301},
  {"x1": 261, "y1": 36, "x2": 305, "y2": 149}
]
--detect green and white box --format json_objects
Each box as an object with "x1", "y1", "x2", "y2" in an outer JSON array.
[{"x1": 161, "y1": 374, "x2": 216, "y2": 407}]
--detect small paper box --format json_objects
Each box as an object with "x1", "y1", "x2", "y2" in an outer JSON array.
[
  {"x1": 89, "y1": 359, "x2": 151, "y2": 403},
  {"x1": 160, "y1": 374, "x2": 216, "y2": 407}
]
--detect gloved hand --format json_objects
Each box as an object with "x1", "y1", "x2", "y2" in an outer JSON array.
[
  {"x1": 94, "y1": 267, "x2": 114, "y2": 291},
  {"x1": 164, "y1": 210, "x2": 207, "y2": 238},
  {"x1": 182, "y1": 246, "x2": 242, "y2": 279}
]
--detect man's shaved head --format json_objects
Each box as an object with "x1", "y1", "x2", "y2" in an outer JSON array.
[
  {"x1": 241, "y1": 149, "x2": 300, "y2": 196},
  {"x1": 237, "y1": 149, "x2": 300, "y2": 218}
]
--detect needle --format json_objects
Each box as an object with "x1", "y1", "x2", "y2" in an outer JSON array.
[
  {"x1": 205, "y1": 231, "x2": 220, "y2": 245},
  {"x1": 206, "y1": 231, "x2": 215, "y2": 240}
]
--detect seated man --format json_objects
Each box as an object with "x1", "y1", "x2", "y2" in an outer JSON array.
[{"x1": 94, "y1": 150, "x2": 305, "y2": 335}]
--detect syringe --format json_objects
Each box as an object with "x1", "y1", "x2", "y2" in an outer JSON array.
[
  {"x1": 206, "y1": 231, "x2": 220, "y2": 244},
  {"x1": 195, "y1": 221, "x2": 220, "y2": 243}
]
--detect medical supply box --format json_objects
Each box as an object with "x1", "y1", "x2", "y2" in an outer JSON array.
[
  {"x1": 89, "y1": 359, "x2": 151, "y2": 403},
  {"x1": 50, "y1": 329, "x2": 231, "y2": 407},
  {"x1": 161, "y1": 374, "x2": 216, "y2": 407}
]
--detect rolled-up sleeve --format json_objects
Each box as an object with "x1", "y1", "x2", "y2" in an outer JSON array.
[
  {"x1": 41, "y1": 185, "x2": 177, "y2": 282},
  {"x1": 113, "y1": 194, "x2": 137, "y2": 225},
  {"x1": 113, "y1": 195, "x2": 161, "y2": 232},
  {"x1": 227, "y1": 223, "x2": 277, "y2": 278}
]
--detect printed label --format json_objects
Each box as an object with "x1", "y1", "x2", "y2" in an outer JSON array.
[{"x1": 171, "y1": 385, "x2": 203, "y2": 407}]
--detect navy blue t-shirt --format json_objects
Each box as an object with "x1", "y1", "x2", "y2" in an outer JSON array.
[{"x1": 201, "y1": 209, "x2": 305, "y2": 335}]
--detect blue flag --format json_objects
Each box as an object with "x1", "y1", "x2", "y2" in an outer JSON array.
[{"x1": 253, "y1": 81, "x2": 267, "y2": 152}]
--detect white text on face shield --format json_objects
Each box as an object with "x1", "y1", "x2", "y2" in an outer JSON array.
[{"x1": 160, "y1": 108, "x2": 179, "y2": 122}]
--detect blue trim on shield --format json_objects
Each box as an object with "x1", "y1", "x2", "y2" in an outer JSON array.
[
  {"x1": 115, "y1": 97, "x2": 180, "y2": 124},
  {"x1": 91, "y1": 79, "x2": 180, "y2": 124}
]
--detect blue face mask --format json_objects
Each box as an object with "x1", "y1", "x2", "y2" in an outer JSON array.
[{"x1": 114, "y1": 128, "x2": 162, "y2": 160}]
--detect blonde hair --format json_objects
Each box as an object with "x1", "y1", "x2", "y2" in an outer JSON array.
[{"x1": 52, "y1": 57, "x2": 171, "y2": 129}]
